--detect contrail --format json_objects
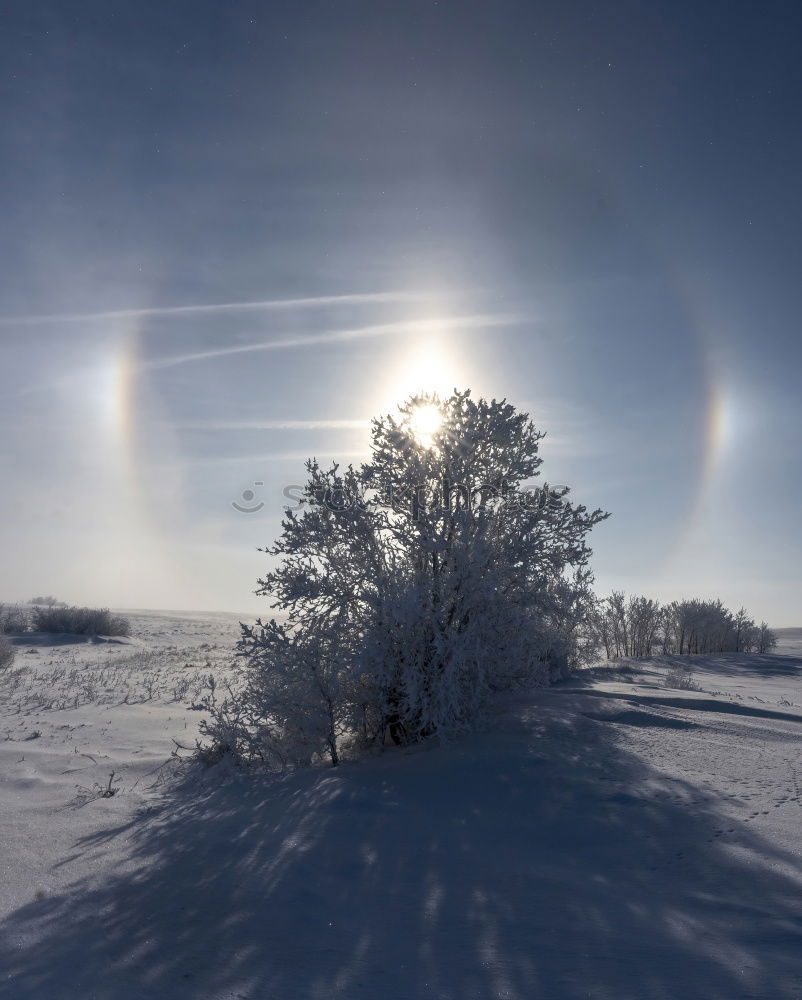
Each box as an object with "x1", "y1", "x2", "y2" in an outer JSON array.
[
  {"x1": 186, "y1": 449, "x2": 372, "y2": 467},
  {"x1": 143, "y1": 314, "x2": 519, "y2": 371},
  {"x1": 0, "y1": 291, "x2": 419, "y2": 327},
  {"x1": 177, "y1": 419, "x2": 370, "y2": 431}
]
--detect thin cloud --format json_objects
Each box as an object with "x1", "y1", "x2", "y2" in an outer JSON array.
[
  {"x1": 0, "y1": 291, "x2": 419, "y2": 327},
  {"x1": 144, "y1": 313, "x2": 520, "y2": 371}
]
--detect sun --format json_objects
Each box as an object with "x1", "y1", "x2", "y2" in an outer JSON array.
[{"x1": 408, "y1": 402, "x2": 442, "y2": 448}]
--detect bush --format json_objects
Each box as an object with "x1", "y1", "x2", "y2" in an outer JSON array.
[
  {"x1": 664, "y1": 666, "x2": 701, "y2": 691},
  {"x1": 0, "y1": 634, "x2": 15, "y2": 669},
  {"x1": 0, "y1": 604, "x2": 29, "y2": 633},
  {"x1": 31, "y1": 605, "x2": 130, "y2": 637}
]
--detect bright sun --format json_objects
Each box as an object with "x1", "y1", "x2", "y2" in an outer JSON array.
[{"x1": 409, "y1": 403, "x2": 442, "y2": 448}]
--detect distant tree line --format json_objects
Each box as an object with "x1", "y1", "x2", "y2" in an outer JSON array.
[{"x1": 593, "y1": 593, "x2": 777, "y2": 658}]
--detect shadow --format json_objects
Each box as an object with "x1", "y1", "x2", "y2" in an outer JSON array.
[
  {"x1": 686, "y1": 653, "x2": 802, "y2": 679},
  {"x1": 2, "y1": 688, "x2": 802, "y2": 999},
  {"x1": 581, "y1": 708, "x2": 700, "y2": 729},
  {"x1": 9, "y1": 632, "x2": 132, "y2": 647},
  {"x1": 576, "y1": 689, "x2": 802, "y2": 726},
  {"x1": 574, "y1": 653, "x2": 802, "y2": 682}
]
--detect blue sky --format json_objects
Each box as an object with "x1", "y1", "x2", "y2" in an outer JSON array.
[{"x1": 1, "y1": 1, "x2": 800, "y2": 622}]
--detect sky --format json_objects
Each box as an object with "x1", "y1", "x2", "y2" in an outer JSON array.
[{"x1": 0, "y1": 1, "x2": 800, "y2": 623}]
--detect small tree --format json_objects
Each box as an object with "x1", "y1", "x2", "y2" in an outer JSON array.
[
  {"x1": 594, "y1": 593, "x2": 663, "y2": 659},
  {"x1": 733, "y1": 606, "x2": 756, "y2": 652},
  {"x1": 29, "y1": 596, "x2": 65, "y2": 607},
  {"x1": 757, "y1": 621, "x2": 777, "y2": 654},
  {"x1": 209, "y1": 391, "x2": 608, "y2": 768}
]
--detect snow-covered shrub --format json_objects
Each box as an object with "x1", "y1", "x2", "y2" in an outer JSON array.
[
  {"x1": 196, "y1": 681, "x2": 254, "y2": 766},
  {"x1": 203, "y1": 390, "x2": 608, "y2": 768},
  {"x1": 0, "y1": 604, "x2": 29, "y2": 634},
  {"x1": 32, "y1": 605, "x2": 130, "y2": 637},
  {"x1": 0, "y1": 634, "x2": 15, "y2": 670},
  {"x1": 225, "y1": 620, "x2": 357, "y2": 767},
  {"x1": 664, "y1": 666, "x2": 701, "y2": 691}
]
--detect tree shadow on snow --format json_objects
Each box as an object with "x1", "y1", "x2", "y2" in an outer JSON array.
[
  {"x1": 576, "y1": 688, "x2": 802, "y2": 727},
  {"x1": 2, "y1": 688, "x2": 802, "y2": 1000},
  {"x1": 669, "y1": 653, "x2": 801, "y2": 680}
]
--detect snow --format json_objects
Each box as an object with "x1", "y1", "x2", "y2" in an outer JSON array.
[
  {"x1": 776, "y1": 628, "x2": 802, "y2": 656},
  {"x1": 1, "y1": 611, "x2": 802, "y2": 999}
]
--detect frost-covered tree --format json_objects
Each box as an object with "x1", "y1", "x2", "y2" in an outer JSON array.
[
  {"x1": 206, "y1": 391, "x2": 608, "y2": 767},
  {"x1": 29, "y1": 595, "x2": 65, "y2": 607},
  {"x1": 757, "y1": 621, "x2": 777, "y2": 654},
  {"x1": 733, "y1": 606, "x2": 757, "y2": 653},
  {"x1": 592, "y1": 593, "x2": 663, "y2": 658}
]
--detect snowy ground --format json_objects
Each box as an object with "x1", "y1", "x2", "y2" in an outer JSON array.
[
  {"x1": 2, "y1": 612, "x2": 802, "y2": 999},
  {"x1": 776, "y1": 627, "x2": 802, "y2": 656}
]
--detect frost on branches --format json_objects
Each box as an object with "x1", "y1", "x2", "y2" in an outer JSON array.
[{"x1": 201, "y1": 390, "x2": 608, "y2": 768}]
